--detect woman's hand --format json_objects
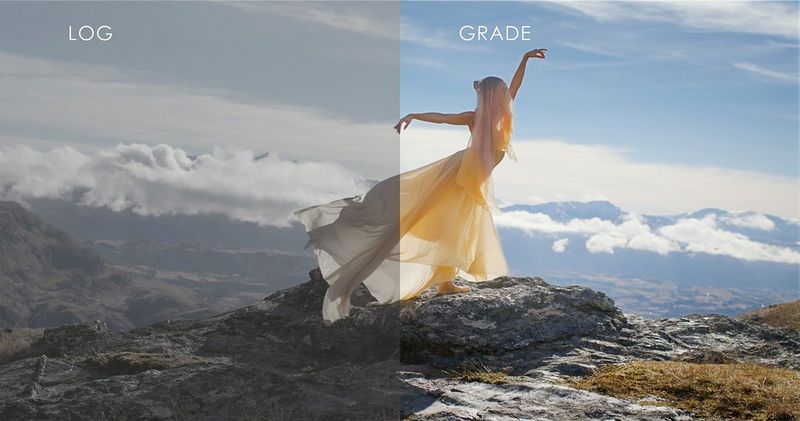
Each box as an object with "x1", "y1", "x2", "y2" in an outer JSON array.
[
  {"x1": 524, "y1": 48, "x2": 547, "y2": 59},
  {"x1": 510, "y1": 48, "x2": 546, "y2": 99},
  {"x1": 394, "y1": 113, "x2": 414, "y2": 133}
]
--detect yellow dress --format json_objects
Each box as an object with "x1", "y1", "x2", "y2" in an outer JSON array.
[{"x1": 294, "y1": 77, "x2": 516, "y2": 324}]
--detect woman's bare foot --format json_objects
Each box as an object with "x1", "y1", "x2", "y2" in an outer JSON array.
[{"x1": 436, "y1": 279, "x2": 471, "y2": 296}]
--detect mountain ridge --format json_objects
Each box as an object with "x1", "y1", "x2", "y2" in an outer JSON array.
[{"x1": 0, "y1": 201, "x2": 246, "y2": 330}]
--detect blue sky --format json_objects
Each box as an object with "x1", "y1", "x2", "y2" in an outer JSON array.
[{"x1": 400, "y1": 1, "x2": 798, "y2": 178}]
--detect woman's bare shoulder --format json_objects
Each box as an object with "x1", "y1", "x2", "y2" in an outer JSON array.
[{"x1": 458, "y1": 111, "x2": 476, "y2": 119}]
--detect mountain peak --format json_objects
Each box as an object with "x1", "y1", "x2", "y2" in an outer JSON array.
[
  {"x1": 0, "y1": 200, "x2": 106, "y2": 279},
  {"x1": 502, "y1": 200, "x2": 624, "y2": 222}
]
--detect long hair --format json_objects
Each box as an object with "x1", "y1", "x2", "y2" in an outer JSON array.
[{"x1": 456, "y1": 76, "x2": 516, "y2": 211}]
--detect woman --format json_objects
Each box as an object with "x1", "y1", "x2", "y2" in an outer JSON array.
[{"x1": 295, "y1": 48, "x2": 547, "y2": 325}]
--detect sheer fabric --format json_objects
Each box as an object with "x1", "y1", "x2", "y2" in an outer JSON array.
[{"x1": 294, "y1": 76, "x2": 515, "y2": 325}]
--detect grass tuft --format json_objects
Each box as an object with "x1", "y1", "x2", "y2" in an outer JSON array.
[
  {"x1": 570, "y1": 360, "x2": 800, "y2": 420},
  {"x1": 448, "y1": 360, "x2": 513, "y2": 385},
  {"x1": 0, "y1": 327, "x2": 44, "y2": 365}
]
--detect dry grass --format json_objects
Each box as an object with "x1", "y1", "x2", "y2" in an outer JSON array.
[
  {"x1": 448, "y1": 361, "x2": 512, "y2": 385},
  {"x1": 570, "y1": 360, "x2": 800, "y2": 420},
  {"x1": 738, "y1": 301, "x2": 800, "y2": 332},
  {"x1": 0, "y1": 327, "x2": 44, "y2": 365}
]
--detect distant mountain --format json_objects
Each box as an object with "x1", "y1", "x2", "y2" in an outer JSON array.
[
  {"x1": 0, "y1": 201, "x2": 105, "y2": 282},
  {"x1": 86, "y1": 239, "x2": 314, "y2": 293},
  {"x1": 503, "y1": 200, "x2": 625, "y2": 223},
  {"x1": 27, "y1": 198, "x2": 309, "y2": 251},
  {"x1": 27, "y1": 198, "x2": 316, "y2": 312},
  {"x1": 0, "y1": 201, "x2": 285, "y2": 331}
]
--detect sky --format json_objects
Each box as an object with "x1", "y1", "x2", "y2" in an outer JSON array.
[
  {"x1": 401, "y1": 1, "x2": 799, "y2": 177},
  {"x1": 0, "y1": 2, "x2": 401, "y2": 175},
  {"x1": 0, "y1": 1, "x2": 797, "y2": 227}
]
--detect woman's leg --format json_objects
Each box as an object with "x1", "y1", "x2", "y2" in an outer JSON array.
[{"x1": 435, "y1": 267, "x2": 471, "y2": 295}]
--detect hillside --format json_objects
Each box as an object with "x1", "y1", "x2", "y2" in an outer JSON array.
[
  {"x1": 0, "y1": 201, "x2": 210, "y2": 330},
  {"x1": 736, "y1": 300, "x2": 800, "y2": 331}
]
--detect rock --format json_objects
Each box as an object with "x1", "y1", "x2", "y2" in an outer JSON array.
[
  {"x1": 1, "y1": 268, "x2": 798, "y2": 420},
  {"x1": 401, "y1": 276, "x2": 627, "y2": 374},
  {"x1": 401, "y1": 374, "x2": 693, "y2": 420},
  {"x1": 39, "y1": 320, "x2": 110, "y2": 356}
]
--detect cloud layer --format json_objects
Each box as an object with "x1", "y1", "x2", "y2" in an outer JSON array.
[
  {"x1": 496, "y1": 211, "x2": 800, "y2": 265},
  {"x1": 0, "y1": 143, "x2": 366, "y2": 227},
  {"x1": 400, "y1": 127, "x2": 799, "y2": 220},
  {"x1": 2, "y1": 140, "x2": 795, "y2": 264}
]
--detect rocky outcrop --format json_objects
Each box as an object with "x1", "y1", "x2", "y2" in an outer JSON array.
[{"x1": 0, "y1": 268, "x2": 797, "y2": 420}]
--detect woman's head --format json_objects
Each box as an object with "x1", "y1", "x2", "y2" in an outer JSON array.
[
  {"x1": 473, "y1": 76, "x2": 512, "y2": 119},
  {"x1": 473, "y1": 76, "x2": 507, "y2": 93}
]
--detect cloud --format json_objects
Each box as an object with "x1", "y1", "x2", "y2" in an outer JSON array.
[
  {"x1": 220, "y1": 2, "x2": 469, "y2": 52},
  {"x1": 221, "y1": 2, "x2": 399, "y2": 41},
  {"x1": 399, "y1": 19, "x2": 475, "y2": 51},
  {"x1": 556, "y1": 40, "x2": 627, "y2": 59},
  {"x1": 546, "y1": 1, "x2": 799, "y2": 39},
  {"x1": 588, "y1": 215, "x2": 679, "y2": 256},
  {"x1": 497, "y1": 211, "x2": 680, "y2": 256},
  {"x1": 720, "y1": 212, "x2": 776, "y2": 231},
  {"x1": 247, "y1": 4, "x2": 479, "y2": 52},
  {"x1": 400, "y1": 127, "x2": 799, "y2": 220},
  {"x1": 0, "y1": 144, "x2": 367, "y2": 227},
  {"x1": 733, "y1": 62, "x2": 798, "y2": 84},
  {"x1": 551, "y1": 238, "x2": 569, "y2": 253},
  {"x1": 659, "y1": 214, "x2": 798, "y2": 264},
  {"x1": 496, "y1": 210, "x2": 800, "y2": 264}
]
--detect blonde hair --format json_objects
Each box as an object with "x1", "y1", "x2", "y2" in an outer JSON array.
[
  {"x1": 476, "y1": 76, "x2": 514, "y2": 160},
  {"x1": 458, "y1": 76, "x2": 517, "y2": 211}
]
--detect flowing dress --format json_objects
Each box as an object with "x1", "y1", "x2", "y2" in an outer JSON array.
[{"x1": 294, "y1": 77, "x2": 515, "y2": 325}]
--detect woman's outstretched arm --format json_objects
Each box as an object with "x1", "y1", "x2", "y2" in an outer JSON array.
[
  {"x1": 394, "y1": 111, "x2": 474, "y2": 133},
  {"x1": 508, "y1": 48, "x2": 547, "y2": 100}
]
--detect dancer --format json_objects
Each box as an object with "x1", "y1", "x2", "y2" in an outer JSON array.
[{"x1": 294, "y1": 48, "x2": 547, "y2": 325}]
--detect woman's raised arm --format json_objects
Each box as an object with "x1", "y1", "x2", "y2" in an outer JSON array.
[
  {"x1": 394, "y1": 111, "x2": 474, "y2": 133},
  {"x1": 508, "y1": 48, "x2": 547, "y2": 100}
]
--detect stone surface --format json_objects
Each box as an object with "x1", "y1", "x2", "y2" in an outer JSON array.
[
  {"x1": 1, "y1": 268, "x2": 798, "y2": 420},
  {"x1": 401, "y1": 373, "x2": 692, "y2": 421}
]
